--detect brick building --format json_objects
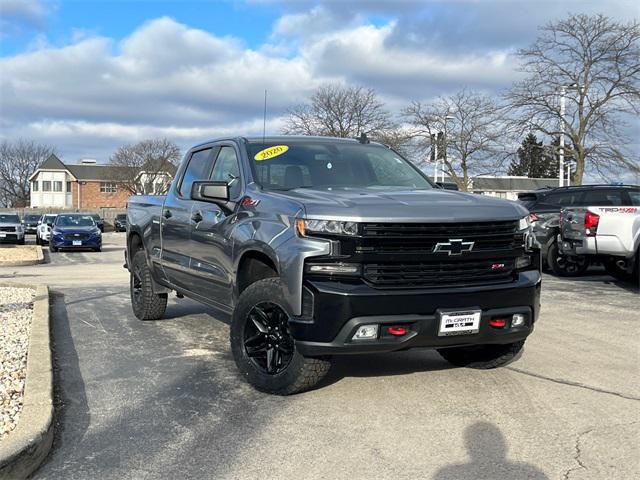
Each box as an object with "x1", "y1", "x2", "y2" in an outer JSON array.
[{"x1": 28, "y1": 154, "x2": 173, "y2": 209}]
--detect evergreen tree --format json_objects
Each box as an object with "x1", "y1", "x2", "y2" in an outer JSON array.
[{"x1": 509, "y1": 133, "x2": 557, "y2": 178}]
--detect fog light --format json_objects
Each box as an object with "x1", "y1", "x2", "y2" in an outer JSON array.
[
  {"x1": 512, "y1": 314, "x2": 525, "y2": 327},
  {"x1": 352, "y1": 324, "x2": 378, "y2": 340},
  {"x1": 516, "y1": 255, "x2": 531, "y2": 269}
]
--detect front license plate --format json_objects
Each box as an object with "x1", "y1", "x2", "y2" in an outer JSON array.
[
  {"x1": 438, "y1": 310, "x2": 481, "y2": 336},
  {"x1": 72, "y1": 240, "x2": 82, "y2": 246}
]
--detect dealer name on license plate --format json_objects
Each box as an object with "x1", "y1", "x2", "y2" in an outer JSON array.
[
  {"x1": 72, "y1": 240, "x2": 82, "y2": 246},
  {"x1": 438, "y1": 310, "x2": 481, "y2": 336}
]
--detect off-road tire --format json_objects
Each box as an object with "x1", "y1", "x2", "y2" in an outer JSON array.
[
  {"x1": 548, "y1": 242, "x2": 588, "y2": 277},
  {"x1": 130, "y1": 250, "x2": 167, "y2": 320},
  {"x1": 230, "y1": 278, "x2": 331, "y2": 395},
  {"x1": 437, "y1": 340, "x2": 525, "y2": 369}
]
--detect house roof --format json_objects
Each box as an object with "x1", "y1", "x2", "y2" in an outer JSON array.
[
  {"x1": 31, "y1": 155, "x2": 175, "y2": 181},
  {"x1": 471, "y1": 177, "x2": 558, "y2": 192},
  {"x1": 38, "y1": 153, "x2": 67, "y2": 170}
]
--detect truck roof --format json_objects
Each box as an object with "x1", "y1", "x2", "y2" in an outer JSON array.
[{"x1": 192, "y1": 135, "x2": 386, "y2": 150}]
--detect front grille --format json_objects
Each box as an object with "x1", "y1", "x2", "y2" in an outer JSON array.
[
  {"x1": 64, "y1": 233, "x2": 90, "y2": 240},
  {"x1": 0, "y1": 226, "x2": 16, "y2": 232},
  {"x1": 363, "y1": 259, "x2": 516, "y2": 289},
  {"x1": 359, "y1": 221, "x2": 519, "y2": 254}
]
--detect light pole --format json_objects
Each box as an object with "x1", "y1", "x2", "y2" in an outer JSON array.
[
  {"x1": 558, "y1": 83, "x2": 581, "y2": 187},
  {"x1": 442, "y1": 115, "x2": 454, "y2": 184}
]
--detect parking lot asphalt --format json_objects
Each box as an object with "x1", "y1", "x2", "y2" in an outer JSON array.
[{"x1": 1, "y1": 235, "x2": 639, "y2": 479}]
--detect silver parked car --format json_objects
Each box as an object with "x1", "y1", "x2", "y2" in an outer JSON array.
[{"x1": 0, "y1": 213, "x2": 25, "y2": 244}]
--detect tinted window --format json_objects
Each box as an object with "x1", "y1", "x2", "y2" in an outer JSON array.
[
  {"x1": 0, "y1": 214, "x2": 20, "y2": 223},
  {"x1": 544, "y1": 191, "x2": 583, "y2": 206},
  {"x1": 179, "y1": 149, "x2": 213, "y2": 197},
  {"x1": 248, "y1": 142, "x2": 431, "y2": 191},
  {"x1": 581, "y1": 189, "x2": 624, "y2": 206},
  {"x1": 25, "y1": 215, "x2": 40, "y2": 221},
  {"x1": 55, "y1": 215, "x2": 95, "y2": 227},
  {"x1": 628, "y1": 190, "x2": 640, "y2": 206},
  {"x1": 210, "y1": 146, "x2": 241, "y2": 198}
]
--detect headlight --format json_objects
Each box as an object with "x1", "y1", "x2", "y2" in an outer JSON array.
[
  {"x1": 518, "y1": 216, "x2": 531, "y2": 231},
  {"x1": 296, "y1": 219, "x2": 359, "y2": 237}
]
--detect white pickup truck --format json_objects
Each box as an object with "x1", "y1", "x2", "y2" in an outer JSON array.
[{"x1": 560, "y1": 206, "x2": 639, "y2": 283}]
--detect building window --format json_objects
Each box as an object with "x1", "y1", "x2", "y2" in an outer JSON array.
[
  {"x1": 66, "y1": 181, "x2": 71, "y2": 192},
  {"x1": 32, "y1": 181, "x2": 39, "y2": 192},
  {"x1": 100, "y1": 182, "x2": 118, "y2": 193},
  {"x1": 53, "y1": 181, "x2": 63, "y2": 192},
  {"x1": 42, "y1": 181, "x2": 51, "y2": 192}
]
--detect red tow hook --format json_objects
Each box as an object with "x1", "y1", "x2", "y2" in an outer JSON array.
[
  {"x1": 388, "y1": 326, "x2": 407, "y2": 336},
  {"x1": 489, "y1": 318, "x2": 506, "y2": 328}
]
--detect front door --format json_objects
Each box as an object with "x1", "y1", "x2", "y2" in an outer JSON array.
[
  {"x1": 161, "y1": 147, "x2": 215, "y2": 291},
  {"x1": 188, "y1": 144, "x2": 243, "y2": 304}
]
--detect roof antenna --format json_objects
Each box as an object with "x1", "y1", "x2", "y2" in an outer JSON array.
[{"x1": 262, "y1": 89, "x2": 267, "y2": 145}]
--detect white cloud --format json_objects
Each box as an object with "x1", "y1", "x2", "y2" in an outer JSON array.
[{"x1": 0, "y1": 0, "x2": 50, "y2": 36}]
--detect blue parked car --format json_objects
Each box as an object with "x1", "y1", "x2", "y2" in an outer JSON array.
[{"x1": 50, "y1": 213, "x2": 102, "y2": 252}]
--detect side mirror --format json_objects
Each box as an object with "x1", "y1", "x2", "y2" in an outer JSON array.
[{"x1": 191, "y1": 181, "x2": 230, "y2": 203}]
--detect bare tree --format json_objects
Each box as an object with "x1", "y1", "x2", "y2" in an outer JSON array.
[
  {"x1": 404, "y1": 90, "x2": 514, "y2": 191},
  {"x1": 108, "y1": 138, "x2": 180, "y2": 195},
  {"x1": 506, "y1": 14, "x2": 640, "y2": 184},
  {"x1": 0, "y1": 140, "x2": 56, "y2": 207},
  {"x1": 283, "y1": 83, "x2": 398, "y2": 141}
]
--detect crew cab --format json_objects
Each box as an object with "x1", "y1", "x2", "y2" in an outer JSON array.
[
  {"x1": 126, "y1": 136, "x2": 541, "y2": 394},
  {"x1": 518, "y1": 184, "x2": 640, "y2": 276},
  {"x1": 560, "y1": 206, "x2": 639, "y2": 283}
]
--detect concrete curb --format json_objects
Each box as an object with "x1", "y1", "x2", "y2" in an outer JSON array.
[
  {"x1": 0, "y1": 284, "x2": 53, "y2": 480},
  {"x1": 0, "y1": 246, "x2": 44, "y2": 267}
]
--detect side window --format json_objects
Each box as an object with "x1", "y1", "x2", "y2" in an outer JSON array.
[
  {"x1": 627, "y1": 190, "x2": 640, "y2": 206},
  {"x1": 581, "y1": 189, "x2": 624, "y2": 206},
  {"x1": 210, "y1": 146, "x2": 241, "y2": 198},
  {"x1": 544, "y1": 191, "x2": 583, "y2": 206},
  {"x1": 179, "y1": 148, "x2": 213, "y2": 197}
]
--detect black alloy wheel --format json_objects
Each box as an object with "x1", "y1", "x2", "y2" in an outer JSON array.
[{"x1": 243, "y1": 302, "x2": 294, "y2": 375}]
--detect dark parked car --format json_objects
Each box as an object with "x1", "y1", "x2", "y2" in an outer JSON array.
[
  {"x1": 114, "y1": 214, "x2": 127, "y2": 232},
  {"x1": 50, "y1": 213, "x2": 102, "y2": 252},
  {"x1": 518, "y1": 184, "x2": 640, "y2": 275},
  {"x1": 88, "y1": 213, "x2": 104, "y2": 232},
  {"x1": 22, "y1": 213, "x2": 41, "y2": 234},
  {"x1": 126, "y1": 135, "x2": 541, "y2": 395}
]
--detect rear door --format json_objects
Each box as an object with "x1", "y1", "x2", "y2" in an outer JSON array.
[
  {"x1": 161, "y1": 146, "x2": 216, "y2": 291},
  {"x1": 188, "y1": 143, "x2": 243, "y2": 304}
]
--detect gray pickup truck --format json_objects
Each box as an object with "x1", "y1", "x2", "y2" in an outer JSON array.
[{"x1": 126, "y1": 136, "x2": 541, "y2": 394}]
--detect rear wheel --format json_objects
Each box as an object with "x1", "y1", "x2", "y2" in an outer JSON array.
[
  {"x1": 230, "y1": 278, "x2": 330, "y2": 395},
  {"x1": 437, "y1": 340, "x2": 525, "y2": 369},
  {"x1": 130, "y1": 250, "x2": 167, "y2": 320},
  {"x1": 548, "y1": 242, "x2": 588, "y2": 277}
]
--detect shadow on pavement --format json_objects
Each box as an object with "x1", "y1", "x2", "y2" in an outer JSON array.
[
  {"x1": 432, "y1": 421, "x2": 548, "y2": 480},
  {"x1": 38, "y1": 291, "x2": 91, "y2": 474}
]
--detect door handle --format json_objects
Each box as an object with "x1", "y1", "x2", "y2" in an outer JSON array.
[
  {"x1": 163, "y1": 209, "x2": 172, "y2": 219},
  {"x1": 191, "y1": 211, "x2": 203, "y2": 223}
]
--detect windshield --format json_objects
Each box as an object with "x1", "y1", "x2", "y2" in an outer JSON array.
[
  {"x1": 0, "y1": 214, "x2": 20, "y2": 223},
  {"x1": 55, "y1": 215, "x2": 96, "y2": 228},
  {"x1": 25, "y1": 214, "x2": 40, "y2": 221},
  {"x1": 43, "y1": 215, "x2": 57, "y2": 224},
  {"x1": 247, "y1": 141, "x2": 432, "y2": 191}
]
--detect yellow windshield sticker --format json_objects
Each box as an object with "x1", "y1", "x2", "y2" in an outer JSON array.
[{"x1": 254, "y1": 145, "x2": 289, "y2": 161}]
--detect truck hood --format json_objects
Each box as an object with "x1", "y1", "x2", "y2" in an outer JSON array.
[{"x1": 276, "y1": 187, "x2": 528, "y2": 222}]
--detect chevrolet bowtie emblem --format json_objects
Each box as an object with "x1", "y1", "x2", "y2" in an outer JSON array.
[{"x1": 433, "y1": 239, "x2": 475, "y2": 256}]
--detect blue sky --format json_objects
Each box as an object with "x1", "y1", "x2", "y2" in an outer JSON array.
[{"x1": 0, "y1": 0, "x2": 637, "y2": 180}]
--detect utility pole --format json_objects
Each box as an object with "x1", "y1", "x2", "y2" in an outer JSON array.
[
  {"x1": 433, "y1": 139, "x2": 439, "y2": 182},
  {"x1": 559, "y1": 85, "x2": 566, "y2": 187}
]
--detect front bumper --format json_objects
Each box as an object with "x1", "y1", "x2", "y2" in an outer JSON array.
[
  {"x1": 0, "y1": 232, "x2": 24, "y2": 242},
  {"x1": 52, "y1": 237, "x2": 101, "y2": 249},
  {"x1": 292, "y1": 270, "x2": 541, "y2": 356}
]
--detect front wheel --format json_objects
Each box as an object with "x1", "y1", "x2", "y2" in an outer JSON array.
[
  {"x1": 130, "y1": 250, "x2": 167, "y2": 320},
  {"x1": 230, "y1": 278, "x2": 331, "y2": 395},
  {"x1": 437, "y1": 340, "x2": 525, "y2": 369},
  {"x1": 548, "y1": 242, "x2": 588, "y2": 277}
]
